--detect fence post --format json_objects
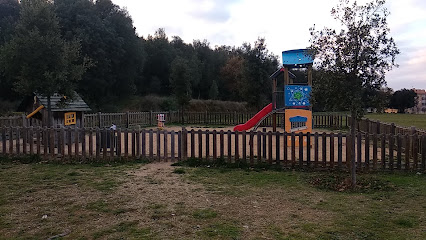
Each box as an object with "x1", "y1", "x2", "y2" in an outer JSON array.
[
  {"x1": 126, "y1": 111, "x2": 130, "y2": 128},
  {"x1": 81, "y1": 112, "x2": 85, "y2": 128},
  {"x1": 376, "y1": 120, "x2": 381, "y2": 134},
  {"x1": 150, "y1": 111, "x2": 153, "y2": 126},
  {"x1": 411, "y1": 127, "x2": 418, "y2": 170},
  {"x1": 98, "y1": 112, "x2": 102, "y2": 128},
  {"x1": 182, "y1": 127, "x2": 187, "y2": 160},
  {"x1": 391, "y1": 123, "x2": 396, "y2": 135},
  {"x1": 422, "y1": 135, "x2": 426, "y2": 172},
  {"x1": 22, "y1": 114, "x2": 27, "y2": 127}
]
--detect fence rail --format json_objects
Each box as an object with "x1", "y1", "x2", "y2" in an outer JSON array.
[{"x1": 1, "y1": 126, "x2": 425, "y2": 172}]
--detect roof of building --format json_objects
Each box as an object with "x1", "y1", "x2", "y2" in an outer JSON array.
[
  {"x1": 36, "y1": 92, "x2": 91, "y2": 112},
  {"x1": 282, "y1": 49, "x2": 314, "y2": 67},
  {"x1": 413, "y1": 88, "x2": 426, "y2": 95}
]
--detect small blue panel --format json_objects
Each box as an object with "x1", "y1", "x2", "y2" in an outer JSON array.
[
  {"x1": 282, "y1": 49, "x2": 313, "y2": 66},
  {"x1": 285, "y1": 85, "x2": 311, "y2": 107},
  {"x1": 289, "y1": 116, "x2": 308, "y2": 123}
]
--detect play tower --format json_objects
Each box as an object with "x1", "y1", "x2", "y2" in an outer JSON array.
[{"x1": 234, "y1": 49, "x2": 314, "y2": 145}]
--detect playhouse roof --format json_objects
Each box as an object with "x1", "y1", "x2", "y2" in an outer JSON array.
[
  {"x1": 36, "y1": 92, "x2": 91, "y2": 112},
  {"x1": 282, "y1": 49, "x2": 313, "y2": 67}
]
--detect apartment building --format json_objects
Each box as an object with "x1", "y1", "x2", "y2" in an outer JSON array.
[{"x1": 411, "y1": 88, "x2": 426, "y2": 113}]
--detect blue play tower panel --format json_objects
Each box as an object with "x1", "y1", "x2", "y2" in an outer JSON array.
[
  {"x1": 289, "y1": 116, "x2": 308, "y2": 123},
  {"x1": 285, "y1": 85, "x2": 311, "y2": 107},
  {"x1": 282, "y1": 49, "x2": 313, "y2": 66}
]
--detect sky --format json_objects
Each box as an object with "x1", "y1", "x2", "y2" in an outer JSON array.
[{"x1": 112, "y1": 0, "x2": 426, "y2": 91}]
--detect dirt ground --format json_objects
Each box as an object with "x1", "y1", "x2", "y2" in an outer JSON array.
[
  {"x1": 112, "y1": 162, "x2": 334, "y2": 239},
  {"x1": 0, "y1": 162, "x2": 334, "y2": 239}
]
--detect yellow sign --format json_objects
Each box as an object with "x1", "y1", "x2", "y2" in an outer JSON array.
[{"x1": 64, "y1": 112, "x2": 76, "y2": 126}]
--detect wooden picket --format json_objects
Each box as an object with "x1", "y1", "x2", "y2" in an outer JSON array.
[{"x1": 0, "y1": 126, "x2": 425, "y2": 172}]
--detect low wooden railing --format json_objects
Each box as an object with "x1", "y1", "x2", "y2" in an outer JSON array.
[{"x1": 1, "y1": 126, "x2": 425, "y2": 171}]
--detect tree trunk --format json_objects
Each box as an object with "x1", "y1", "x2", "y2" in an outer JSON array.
[
  {"x1": 350, "y1": 110, "x2": 357, "y2": 188},
  {"x1": 47, "y1": 95, "x2": 52, "y2": 128}
]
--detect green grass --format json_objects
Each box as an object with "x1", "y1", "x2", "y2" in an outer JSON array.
[
  {"x1": 192, "y1": 208, "x2": 218, "y2": 219},
  {"x1": 183, "y1": 165, "x2": 426, "y2": 239},
  {"x1": 366, "y1": 113, "x2": 426, "y2": 130},
  {"x1": 199, "y1": 222, "x2": 241, "y2": 239}
]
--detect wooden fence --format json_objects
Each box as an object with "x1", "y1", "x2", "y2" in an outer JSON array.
[
  {"x1": 0, "y1": 115, "x2": 42, "y2": 128},
  {"x1": 353, "y1": 117, "x2": 425, "y2": 156},
  {"x1": 83, "y1": 111, "x2": 348, "y2": 129},
  {"x1": 1, "y1": 126, "x2": 425, "y2": 172}
]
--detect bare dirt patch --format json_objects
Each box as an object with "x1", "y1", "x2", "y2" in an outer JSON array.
[{"x1": 113, "y1": 162, "x2": 334, "y2": 239}]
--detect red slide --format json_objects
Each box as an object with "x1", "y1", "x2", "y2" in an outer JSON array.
[{"x1": 233, "y1": 103, "x2": 273, "y2": 131}]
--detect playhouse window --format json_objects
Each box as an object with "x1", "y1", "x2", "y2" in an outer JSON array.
[
  {"x1": 64, "y1": 112, "x2": 76, "y2": 126},
  {"x1": 291, "y1": 121, "x2": 306, "y2": 130}
]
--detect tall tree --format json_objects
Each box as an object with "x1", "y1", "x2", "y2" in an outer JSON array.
[
  {"x1": 54, "y1": 0, "x2": 144, "y2": 110},
  {"x1": 0, "y1": 0, "x2": 20, "y2": 45},
  {"x1": 209, "y1": 80, "x2": 219, "y2": 100},
  {"x1": 220, "y1": 55, "x2": 245, "y2": 101},
  {"x1": 389, "y1": 89, "x2": 417, "y2": 113},
  {"x1": 309, "y1": 0, "x2": 399, "y2": 186},
  {"x1": 0, "y1": 0, "x2": 88, "y2": 126},
  {"x1": 0, "y1": 0, "x2": 21, "y2": 100},
  {"x1": 141, "y1": 28, "x2": 174, "y2": 96},
  {"x1": 239, "y1": 38, "x2": 278, "y2": 108},
  {"x1": 169, "y1": 57, "x2": 192, "y2": 121}
]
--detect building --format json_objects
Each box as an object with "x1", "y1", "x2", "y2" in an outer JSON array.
[
  {"x1": 19, "y1": 92, "x2": 91, "y2": 127},
  {"x1": 410, "y1": 88, "x2": 426, "y2": 114}
]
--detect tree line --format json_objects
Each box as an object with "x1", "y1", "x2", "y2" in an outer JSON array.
[
  {"x1": 0, "y1": 0, "x2": 278, "y2": 112},
  {"x1": 0, "y1": 0, "x2": 412, "y2": 117}
]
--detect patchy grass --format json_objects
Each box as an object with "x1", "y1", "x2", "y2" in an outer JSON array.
[
  {"x1": 0, "y1": 160, "x2": 425, "y2": 239},
  {"x1": 192, "y1": 208, "x2": 218, "y2": 220},
  {"x1": 182, "y1": 164, "x2": 426, "y2": 239},
  {"x1": 366, "y1": 113, "x2": 426, "y2": 130},
  {"x1": 199, "y1": 222, "x2": 241, "y2": 239},
  {"x1": 173, "y1": 167, "x2": 186, "y2": 174}
]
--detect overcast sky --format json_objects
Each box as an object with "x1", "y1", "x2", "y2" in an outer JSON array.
[{"x1": 112, "y1": 0, "x2": 426, "y2": 91}]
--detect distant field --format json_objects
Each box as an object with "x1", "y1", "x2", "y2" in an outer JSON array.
[{"x1": 366, "y1": 113, "x2": 426, "y2": 130}]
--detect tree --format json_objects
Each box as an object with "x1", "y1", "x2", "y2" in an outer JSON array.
[
  {"x1": 54, "y1": 0, "x2": 144, "y2": 110},
  {"x1": 141, "y1": 28, "x2": 174, "y2": 96},
  {"x1": 220, "y1": 55, "x2": 245, "y2": 101},
  {"x1": 389, "y1": 89, "x2": 417, "y2": 113},
  {"x1": 0, "y1": 0, "x2": 20, "y2": 45},
  {"x1": 0, "y1": 0, "x2": 21, "y2": 100},
  {"x1": 0, "y1": 0, "x2": 88, "y2": 126},
  {"x1": 209, "y1": 80, "x2": 219, "y2": 100},
  {"x1": 239, "y1": 38, "x2": 279, "y2": 108},
  {"x1": 169, "y1": 57, "x2": 192, "y2": 122},
  {"x1": 309, "y1": 0, "x2": 399, "y2": 186}
]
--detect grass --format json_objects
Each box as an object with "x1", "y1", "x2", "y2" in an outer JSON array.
[
  {"x1": 0, "y1": 161, "x2": 151, "y2": 239},
  {"x1": 366, "y1": 113, "x2": 426, "y2": 130},
  {"x1": 182, "y1": 163, "x2": 426, "y2": 239},
  {"x1": 0, "y1": 160, "x2": 425, "y2": 239}
]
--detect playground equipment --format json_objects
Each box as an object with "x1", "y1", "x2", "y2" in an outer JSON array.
[
  {"x1": 157, "y1": 113, "x2": 165, "y2": 129},
  {"x1": 234, "y1": 49, "x2": 314, "y2": 145}
]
